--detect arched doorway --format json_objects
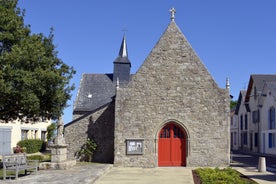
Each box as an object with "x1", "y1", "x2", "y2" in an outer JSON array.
[{"x1": 158, "y1": 123, "x2": 186, "y2": 166}]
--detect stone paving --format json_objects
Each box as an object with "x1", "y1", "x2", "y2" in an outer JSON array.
[
  {"x1": 2, "y1": 162, "x2": 276, "y2": 184},
  {"x1": 1, "y1": 163, "x2": 112, "y2": 184},
  {"x1": 95, "y1": 167, "x2": 194, "y2": 184}
]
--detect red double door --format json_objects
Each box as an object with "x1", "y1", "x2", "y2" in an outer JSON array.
[{"x1": 158, "y1": 123, "x2": 186, "y2": 166}]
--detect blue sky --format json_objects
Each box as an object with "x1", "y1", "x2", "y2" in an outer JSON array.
[{"x1": 17, "y1": 0, "x2": 276, "y2": 124}]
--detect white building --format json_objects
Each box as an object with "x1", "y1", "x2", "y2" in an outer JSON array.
[
  {"x1": 230, "y1": 107, "x2": 239, "y2": 150},
  {"x1": 234, "y1": 74, "x2": 276, "y2": 155},
  {"x1": 0, "y1": 119, "x2": 51, "y2": 155}
]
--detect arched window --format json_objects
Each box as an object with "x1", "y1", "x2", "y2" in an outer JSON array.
[{"x1": 269, "y1": 107, "x2": 275, "y2": 129}]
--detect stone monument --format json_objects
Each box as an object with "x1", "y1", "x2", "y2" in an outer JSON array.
[{"x1": 40, "y1": 117, "x2": 76, "y2": 170}]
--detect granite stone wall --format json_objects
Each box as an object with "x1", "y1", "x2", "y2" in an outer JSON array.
[
  {"x1": 64, "y1": 102, "x2": 115, "y2": 163},
  {"x1": 114, "y1": 21, "x2": 230, "y2": 167}
]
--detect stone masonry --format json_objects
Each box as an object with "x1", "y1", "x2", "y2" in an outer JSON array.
[
  {"x1": 114, "y1": 21, "x2": 230, "y2": 167},
  {"x1": 64, "y1": 102, "x2": 115, "y2": 163}
]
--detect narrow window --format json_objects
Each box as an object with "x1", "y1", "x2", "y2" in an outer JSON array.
[
  {"x1": 234, "y1": 132, "x2": 237, "y2": 145},
  {"x1": 243, "y1": 132, "x2": 247, "y2": 145},
  {"x1": 268, "y1": 133, "x2": 276, "y2": 148},
  {"x1": 254, "y1": 133, "x2": 258, "y2": 147},
  {"x1": 269, "y1": 107, "x2": 275, "y2": 129},
  {"x1": 41, "y1": 131, "x2": 47, "y2": 141},
  {"x1": 21, "y1": 130, "x2": 28, "y2": 140},
  {"x1": 240, "y1": 115, "x2": 243, "y2": 130},
  {"x1": 245, "y1": 114, "x2": 248, "y2": 130}
]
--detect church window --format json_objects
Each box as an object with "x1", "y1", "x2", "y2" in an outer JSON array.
[
  {"x1": 160, "y1": 126, "x2": 170, "y2": 138},
  {"x1": 173, "y1": 126, "x2": 184, "y2": 138}
]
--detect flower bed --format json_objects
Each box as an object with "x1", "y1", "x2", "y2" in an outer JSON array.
[{"x1": 193, "y1": 167, "x2": 257, "y2": 184}]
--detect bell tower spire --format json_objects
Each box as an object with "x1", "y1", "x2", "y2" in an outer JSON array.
[
  {"x1": 119, "y1": 34, "x2": 128, "y2": 57},
  {"x1": 113, "y1": 34, "x2": 131, "y2": 86}
]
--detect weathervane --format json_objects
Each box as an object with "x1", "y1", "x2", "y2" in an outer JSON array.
[{"x1": 169, "y1": 7, "x2": 176, "y2": 21}]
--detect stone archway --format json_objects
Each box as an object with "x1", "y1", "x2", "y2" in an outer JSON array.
[{"x1": 158, "y1": 122, "x2": 187, "y2": 166}]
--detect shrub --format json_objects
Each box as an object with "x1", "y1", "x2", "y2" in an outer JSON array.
[
  {"x1": 76, "y1": 138, "x2": 97, "y2": 162},
  {"x1": 17, "y1": 139, "x2": 46, "y2": 153},
  {"x1": 195, "y1": 167, "x2": 256, "y2": 184},
  {"x1": 27, "y1": 155, "x2": 44, "y2": 162}
]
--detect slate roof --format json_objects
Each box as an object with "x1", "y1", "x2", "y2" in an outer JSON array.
[
  {"x1": 245, "y1": 74, "x2": 276, "y2": 102},
  {"x1": 73, "y1": 74, "x2": 115, "y2": 113},
  {"x1": 73, "y1": 35, "x2": 133, "y2": 114},
  {"x1": 266, "y1": 82, "x2": 276, "y2": 100},
  {"x1": 235, "y1": 90, "x2": 247, "y2": 114}
]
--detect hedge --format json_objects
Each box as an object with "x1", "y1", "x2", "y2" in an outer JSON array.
[{"x1": 17, "y1": 139, "x2": 46, "y2": 153}]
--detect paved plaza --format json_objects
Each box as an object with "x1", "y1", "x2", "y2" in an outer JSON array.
[{"x1": 1, "y1": 161, "x2": 276, "y2": 184}]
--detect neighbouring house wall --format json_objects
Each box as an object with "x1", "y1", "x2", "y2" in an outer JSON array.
[
  {"x1": 261, "y1": 88, "x2": 276, "y2": 155},
  {"x1": 230, "y1": 111, "x2": 239, "y2": 150},
  {"x1": 64, "y1": 102, "x2": 115, "y2": 163},
  {"x1": 0, "y1": 120, "x2": 51, "y2": 154}
]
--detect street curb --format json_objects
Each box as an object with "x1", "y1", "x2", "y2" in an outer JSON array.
[{"x1": 91, "y1": 164, "x2": 113, "y2": 184}]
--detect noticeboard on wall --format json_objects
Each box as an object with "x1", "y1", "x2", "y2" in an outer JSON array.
[{"x1": 126, "y1": 139, "x2": 144, "y2": 155}]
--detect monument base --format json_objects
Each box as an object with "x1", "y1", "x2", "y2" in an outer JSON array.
[{"x1": 39, "y1": 159, "x2": 76, "y2": 170}]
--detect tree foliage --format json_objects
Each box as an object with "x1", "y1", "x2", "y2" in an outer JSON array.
[
  {"x1": 47, "y1": 123, "x2": 57, "y2": 142},
  {"x1": 0, "y1": 0, "x2": 75, "y2": 121},
  {"x1": 230, "y1": 100, "x2": 237, "y2": 109}
]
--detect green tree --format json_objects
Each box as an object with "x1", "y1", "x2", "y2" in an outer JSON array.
[
  {"x1": 47, "y1": 123, "x2": 56, "y2": 142},
  {"x1": 230, "y1": 100, "x2": 237, "y2": 109},
  {"x1": 0, "y1": 0, "x2": 75, "y2": 121}
]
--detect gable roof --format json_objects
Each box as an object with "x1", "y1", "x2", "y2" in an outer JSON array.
[
  {"x1": 129, "y1": 20, "x2": 221, "y2": 92},
  {"x1": 235, "y1": 90, "x2": 247, "y2": 114},
  {"x1": 73, "y1": 74, "x2": 115, "y2": 113},
  {"x1": 245, "y1": 74, "x2": 276, "y2": 102},
  {"x1": 265, "y1": 82, "x2": 276, "y2": 100}
]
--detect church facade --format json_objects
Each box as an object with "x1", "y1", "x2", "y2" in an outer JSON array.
[{"x1": 64, "y1": 11, "x2": 230, "y2": 167}]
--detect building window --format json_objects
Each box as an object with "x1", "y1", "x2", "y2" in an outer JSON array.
[
  {"x1": 269, "y1": 107, "x2": 275, "y2": 129},
  {"x1": 254, "y1": 87, "x2": 257, "y2": 100},
  {"x1": 254, "y1": 133, "x2": 258, "y2": 147},
  {"x1": 245, "y1": 114, "x2": 248, "y2": 130},
  {"x1": 269, "y1": 133, "x2": 276, "y2": 148},
  {"x1": 234, "y1": 132, "x2": 237, "y2": 145},
  {"x1": 34, "y1": 130, "x2": 38, "y2": 139},
  {"x1": 41, "y1": 131, "x2": 47, "y2": 141},
  {"x1": 252, "y1": 110, "x2": 259, "y2": 124},
  {"x1": 21, "y1": 130, "x2": 28, "y2": 140},
  {"x1": 240, "y1": 115, "x2": 243, "y2": 130},
  {"x1": 243, "y1": 132, "x2": 247, "y2": 145}
]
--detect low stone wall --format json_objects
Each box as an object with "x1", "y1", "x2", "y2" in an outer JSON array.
[{"x1": 39, "y1": 160, "x2": 76, "y2": 170}]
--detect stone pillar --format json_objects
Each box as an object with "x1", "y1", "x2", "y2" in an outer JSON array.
[
  {"x1": 258, "y1": 157, "x2": 266, "y2": 172},
  {"x1": 50, "y1": 144, "x2": 68, "y2": 163},
  {"x1": 40, "y1": 117, "x2": 76, "y2": 170}
]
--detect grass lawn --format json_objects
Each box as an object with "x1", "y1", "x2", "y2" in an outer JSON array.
[{"x1": 193, "y1": 167, "x2": 257, "y2": 184}]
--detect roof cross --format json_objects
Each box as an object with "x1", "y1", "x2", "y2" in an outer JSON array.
[{"x1": 169, "y1": 7, "x2": 176, "y2": 21}]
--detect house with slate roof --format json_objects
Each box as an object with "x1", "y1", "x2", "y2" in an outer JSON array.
[
  {"x1": 64, "y1": 8, "x2": 230, "y2": 167},
  {"x1": 234, "y1": 75, "x2": 276, "y2": 155}
]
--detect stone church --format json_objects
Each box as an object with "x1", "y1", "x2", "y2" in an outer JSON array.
[{"x1": 64, "y1": 9, "x2": 230, "y2": 167}]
